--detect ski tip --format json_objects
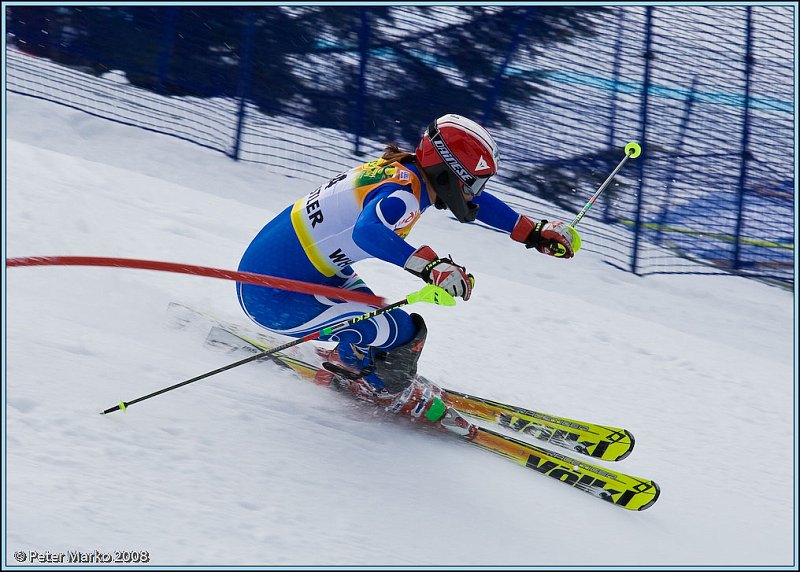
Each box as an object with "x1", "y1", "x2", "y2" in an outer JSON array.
[
  {"x1": 613, "y1": 430, "x2": 636, "y2": 462},
  {"x1": 637, "y1": 480, "x2": 661, "y2": 511}
]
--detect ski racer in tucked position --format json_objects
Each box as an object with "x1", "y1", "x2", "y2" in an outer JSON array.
[{"x1": 237, "y1": 114, "x2": 578, "y2": 428}]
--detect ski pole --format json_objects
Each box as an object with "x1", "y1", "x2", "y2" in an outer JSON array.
[
  {"x1": 101, "y1": 284, "x2": 455, "y2": 414},
  {"x1": 571, "y1": 141, "x2": 641, "y2": 228},
  {"x1": 545, "y1": 142, "x2": 641, "y2": 257}
]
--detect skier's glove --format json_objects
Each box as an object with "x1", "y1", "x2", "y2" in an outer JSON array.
[
  {"x1": 404, "y1": 245, "x2": 474, "y2": 301},
  {"x1": 511, "y1": 215, "x2": 579, "y2": 259}
]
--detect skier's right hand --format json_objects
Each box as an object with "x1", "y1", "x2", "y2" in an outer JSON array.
[{"x1": 404, "y1": 245, "x2": 474, "y2": 301}]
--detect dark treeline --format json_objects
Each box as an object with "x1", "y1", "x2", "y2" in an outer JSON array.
[{"x1": 7, "y1": 5, "x2": 608, "y2": 147}]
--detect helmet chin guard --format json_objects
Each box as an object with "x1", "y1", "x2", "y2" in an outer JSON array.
[
  {"x1": 425, "y1": 161, "x2": 481, "y2": 223},
  {"x1": 415, "y1": 114, "x2": 499, "y2": 223}
]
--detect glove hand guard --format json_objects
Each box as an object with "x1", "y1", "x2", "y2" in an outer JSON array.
[
  {"x1": 404, "y1": 246, "x2": 474, "y2": 301},
  {"x1": 511, "y1": 215, "x2": 580, "y2": 259}
]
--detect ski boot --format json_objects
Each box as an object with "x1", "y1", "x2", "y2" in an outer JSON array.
[{"x1": 319, "y1": 314, "x2": 449, "y2": 425}]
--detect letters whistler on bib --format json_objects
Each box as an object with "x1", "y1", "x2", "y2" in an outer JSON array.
[{"x1": 290, "y1": 160, "x2": 424, "y2": 277}]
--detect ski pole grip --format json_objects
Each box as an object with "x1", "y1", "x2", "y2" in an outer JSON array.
[{"x1": 406, "y1": 284, "x2": 456, "y2": 306}]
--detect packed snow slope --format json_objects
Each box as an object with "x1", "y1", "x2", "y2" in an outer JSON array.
[{"x1": 5, "y1": 93, "x2": 796, "y2": 567}]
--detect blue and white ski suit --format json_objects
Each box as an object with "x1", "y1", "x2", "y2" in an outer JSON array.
[{"x1": 237, "y1": 157, "x2": 522, "y2": 361}]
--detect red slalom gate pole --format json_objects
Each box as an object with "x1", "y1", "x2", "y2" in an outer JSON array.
[{"x1": 6, "y1": 255, "x2": 386, "y2": 306}]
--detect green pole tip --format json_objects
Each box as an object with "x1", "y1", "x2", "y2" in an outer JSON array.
[
  {"x1": 625, "y1": 141, "x2": 642, "y2": 158},
  {"x1": 407, "y1": 284, "x2": 456, "y2": 306},
  {"x1": 119, "y1": 401, "x2": 127, "y2": 413}
]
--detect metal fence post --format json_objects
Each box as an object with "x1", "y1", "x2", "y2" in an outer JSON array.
[
  {"x1": 606, "y1": 9, "x2": 625, "y2": 150},
  {"x1": 353, "y1": 8, "x2": 370, "y2": 156},
  {"x1": 230, "y1": 9, "x2": 257, "y2": 161},
  {"x1": 604, "y1": 8, "x2": 626, "y2": 223},
  {"x1": 655, "y1": 75, "x2": 698, "y2": 245},
  {"x1": 733, "y1": 6, "x2": 754, "y2": 271},
  {"x1": 482, "y1": 9, "x2": 530, "y2": 126},
  {"x1": 631, "y1": 6, "x2": 654, "y2": 275},
  {"x1": 155, "y1": 7, "x2": 178, "y2": 94}
]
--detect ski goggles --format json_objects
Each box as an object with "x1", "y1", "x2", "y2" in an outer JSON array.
[{"x1": 427, "y1": 123, "x2": 492, "y2": 196}]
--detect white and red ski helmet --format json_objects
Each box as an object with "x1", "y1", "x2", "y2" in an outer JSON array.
[{"x1": 415, "y1": 113, "x2": 499, "y2": 223}]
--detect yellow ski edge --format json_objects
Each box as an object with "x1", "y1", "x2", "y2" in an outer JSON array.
[{"x1": 472, "y1": 427, "x2": 659, "y2": 511}]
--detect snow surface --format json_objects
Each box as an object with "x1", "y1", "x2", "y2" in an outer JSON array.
[{"x1": 4, "y1": 93, "x2": 797, "y2": 568}]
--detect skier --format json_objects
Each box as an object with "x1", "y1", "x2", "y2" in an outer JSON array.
[{"x1": 237, "y1": 114, "x2": 578, "y2": 427}]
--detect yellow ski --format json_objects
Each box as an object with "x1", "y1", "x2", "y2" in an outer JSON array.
[{"x1": 443, "y1": 389, "x2": 635, "y2": 462}]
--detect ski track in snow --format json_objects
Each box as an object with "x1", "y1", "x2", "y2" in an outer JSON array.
[{"x1": 5, "y1": 94, "x2": 796, "y2": 567}]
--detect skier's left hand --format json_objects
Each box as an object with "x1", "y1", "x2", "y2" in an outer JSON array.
[
  {"x1": 511, "y1": 215, "x2": 580, "y2": 259},
  {"x1": 404, "y1": 245, "x2": 474, "y2": 300}
]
